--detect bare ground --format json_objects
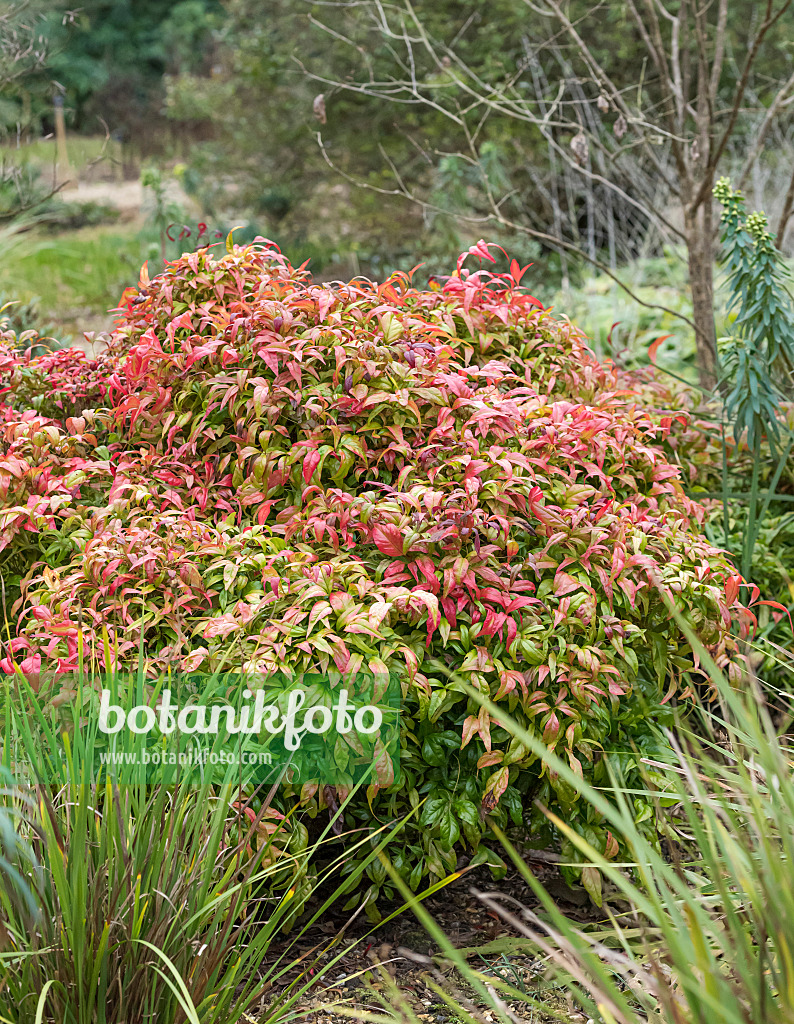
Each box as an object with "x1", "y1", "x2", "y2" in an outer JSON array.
[{"x1": 248, "y1": 862, "x2": 600, "y2": 1024}]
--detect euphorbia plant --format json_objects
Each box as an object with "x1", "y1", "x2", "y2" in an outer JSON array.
[
  {"x1": 0, "y1": 237, "x2": 750, "y2": 909},
  {"x1": 713, "y1": 178, "x2": 794, "y2": 581}
]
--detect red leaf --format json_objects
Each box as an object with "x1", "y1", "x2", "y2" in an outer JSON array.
[
  {"x1": 302, "y1": 449, "x2": 322, "y2": 484},
  {"x1": 758, "y1": 600, "x2": 794, "y2": 631},
  {"x1": 372, "y1": 523, "x2": 404, "y2": 557},
  {"x1": 724, "y1": 574, "x2": 741, "y2": 606}
]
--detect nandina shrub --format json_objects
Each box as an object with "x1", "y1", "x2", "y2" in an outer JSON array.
[{"x1": 0, "y1": 239, "x2": 751, "y2": 908}]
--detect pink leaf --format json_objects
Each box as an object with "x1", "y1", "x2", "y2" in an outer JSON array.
[
  {"x1": 553, "y1": 572, "x2": 581, "y2": 597},
  {"x1": 202, "y1": 614, "x2": 240, "y2": 639}
]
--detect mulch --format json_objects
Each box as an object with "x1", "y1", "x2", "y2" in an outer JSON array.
[{"x1": 244, "y1": 856, "x2": 601, "y2": 1024}]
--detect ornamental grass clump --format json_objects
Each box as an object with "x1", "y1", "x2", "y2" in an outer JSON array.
[{"x1": 0, "y1": 238, "x2": 750, "y2": 905}]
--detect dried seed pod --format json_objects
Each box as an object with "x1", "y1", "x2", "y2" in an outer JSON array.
[
  {"x1": 570, "y1": 129, "x2": 589, "y2": 166},
  {"x1": 597, "y1": 93, "x2": 610, "y2": 113},
  {"x1": 613, "y1": 114, "x2": 627, "y2": 139},
  {"x1": 313, "y1": 93, "x2": 326, "y2": 124}
]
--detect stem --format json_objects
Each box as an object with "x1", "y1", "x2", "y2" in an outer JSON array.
[
  {"x1": 748, "y1": 433, "x2": 794, "y2": 557},
  {"x1": 721, "y1": 421, "x2": 729, "y2": 553},
  {"x1": 741, "y1": 435, "x2": 762, "y2": 580}
]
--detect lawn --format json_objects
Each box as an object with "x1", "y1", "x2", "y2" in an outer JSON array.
[{"x1": 0, "y1": 221, "x2": 153, "y2": 340}]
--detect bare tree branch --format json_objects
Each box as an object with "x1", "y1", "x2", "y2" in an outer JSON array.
[
  {"x1": 693, "y1": 0, "x2": 794, "y2": 210},
  {"x1": 304, "y1": 7, "x2": 685, "y2": 243},
  {"x1": 306, "y1": 0, "x2": 794, "y2": 387},
  {"x1": 625, "y1": 0, "x2": 688, "y2": 183},
  {"x1": 709, "y1": 0, "x2": 729, "y2": 107},
  {"x1": 316, "y1": 130, "x2": 698, "y2": 332},
  {"x1": 737, "y1": 68, "x2": 794, "y2": 189}
]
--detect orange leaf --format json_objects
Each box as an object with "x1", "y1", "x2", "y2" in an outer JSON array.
[{"x1": 648, "y1": 334, "x2": 672, "y2": 364}]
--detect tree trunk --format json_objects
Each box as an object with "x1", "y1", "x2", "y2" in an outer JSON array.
[
  {"x1": 775, "y1": 162, "x2": 794, "y2": 250},
  {"x1": 684, "y1": 202, "x2": 719, "y2": 392}
]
